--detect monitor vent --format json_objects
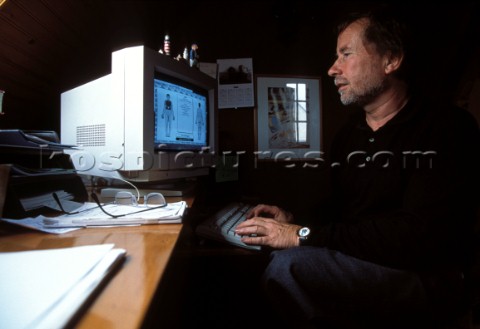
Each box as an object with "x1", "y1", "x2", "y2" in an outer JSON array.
[{"x1": 76, "y1": 124, "x2": 106, "y2": 147}]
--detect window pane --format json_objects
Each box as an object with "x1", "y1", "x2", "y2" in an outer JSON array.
[
  {"x1": 298, "y1": 102, "x2": 307, "y2": 121},
  {"x1": 297, "y1": 84, "x2": 306, "y2": 101},
  {"x1": 298, "y1": 122, "x2": 307, "y2": 142}
]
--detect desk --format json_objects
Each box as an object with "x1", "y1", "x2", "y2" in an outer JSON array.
[{"x1": 0, "y1": 196, "x2": 192, "y2": 329}]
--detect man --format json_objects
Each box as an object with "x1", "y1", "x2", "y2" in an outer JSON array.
[{"x1": 235, "y1": 7, "x2": 480, "y2": 329}]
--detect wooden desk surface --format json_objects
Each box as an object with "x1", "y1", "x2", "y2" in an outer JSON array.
[{"x1": 0, "y1": 196, "x2": 192, "y2": 329}]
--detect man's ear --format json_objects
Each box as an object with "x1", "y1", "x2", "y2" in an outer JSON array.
[{"x1": 384, "y1": 53, "x2": 404, "y2": 74}]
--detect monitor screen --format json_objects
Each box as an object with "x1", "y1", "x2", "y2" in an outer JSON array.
[{"x1": 153, "y1": 72, "x2": 208, "y2": 151}]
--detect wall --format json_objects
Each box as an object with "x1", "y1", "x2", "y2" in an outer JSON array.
[{"x1": 0, "y1": 1, "x2": 478, "y2": 212}]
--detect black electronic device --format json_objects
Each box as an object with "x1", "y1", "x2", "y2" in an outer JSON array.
[
  {"x1": 0, "y1": 129, "x2": 87, "y2": 219},
  {"x1": 3, "y1": 168, "x2": 88, "y2": 219}
]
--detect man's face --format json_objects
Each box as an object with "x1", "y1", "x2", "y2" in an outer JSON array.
[{"x1": 328, "y1": 19, "x2": 387, "y2": 107}]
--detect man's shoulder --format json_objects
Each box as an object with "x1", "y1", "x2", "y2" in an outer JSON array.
[{"x1": 411, "y1": 96, "x2": 479, "y2": 130}]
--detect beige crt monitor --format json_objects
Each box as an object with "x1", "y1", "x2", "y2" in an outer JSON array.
[{"x1": 61, "y1": 45, "x2": 217, "y2": 183}]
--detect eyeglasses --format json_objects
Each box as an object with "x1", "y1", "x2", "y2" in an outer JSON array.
[
  {"x1": 113, "y1": 191, "x2": 166, "y2": 207},
  {"x1": 91, "y1": 191, "x2": 167, "y2": 218},
  {"x1": 53, "y1": 191, "x2": 168, "y2": 218}
]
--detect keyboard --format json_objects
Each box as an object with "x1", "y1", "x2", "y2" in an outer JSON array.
[{"x1": 195, "y1": 202, "x2": 261, "y2": 250}]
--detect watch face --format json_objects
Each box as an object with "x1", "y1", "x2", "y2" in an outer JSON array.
[{"x1": 299, "y1": 227, "x2": 310, "y2": 237}]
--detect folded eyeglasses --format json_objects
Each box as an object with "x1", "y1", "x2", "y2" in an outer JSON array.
[{"x1": 53, "y1": 191, "x2": 167, "y2": 218}]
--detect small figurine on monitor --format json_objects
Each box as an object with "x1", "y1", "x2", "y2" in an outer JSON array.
[
  {"x1": 189, "y1": 43, "x2": 199, "y2": 69},
  {"x1": 163, "y1": 35, "x2": 171, "y2": 56}
]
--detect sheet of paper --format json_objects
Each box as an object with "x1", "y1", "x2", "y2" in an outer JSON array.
[
  {"x1": 0, "y1": 244, "x2": 126, "y2": 329},
  {"x1": 0, "y1": 216, "x2": 81, "y2": 234}
]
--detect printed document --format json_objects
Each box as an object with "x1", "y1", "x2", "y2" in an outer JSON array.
[{"x1": 0, "y1": 244, "x2": 126, "y2": 329}]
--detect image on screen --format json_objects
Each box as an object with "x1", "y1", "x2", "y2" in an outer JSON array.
[{"x1": 153, "y1": 74, "x2": 208, "y2": 151}]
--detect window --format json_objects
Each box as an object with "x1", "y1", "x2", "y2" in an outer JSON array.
[
  {"x1": 286, "y1": 83, "x2": 308, "y2": 143},
  {"x1": 255, "y1": 76, "x2": 322, "y2": 161}
]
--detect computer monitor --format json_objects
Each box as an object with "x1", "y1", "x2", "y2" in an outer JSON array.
[{"x1": 60, "y1": 45, "x2": 217, "y2": 186}]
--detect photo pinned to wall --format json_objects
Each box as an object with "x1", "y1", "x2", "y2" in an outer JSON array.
[
  {"x1": 255, "y1": 75, "x2": 322, "y2": 161},
  {"x1": 217, "y1": 58, "x2": 254, "y2": 109}
]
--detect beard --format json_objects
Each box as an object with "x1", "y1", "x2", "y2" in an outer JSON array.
[{"x1": 339, "y1": 73, "x2": 387, "y2": 107}]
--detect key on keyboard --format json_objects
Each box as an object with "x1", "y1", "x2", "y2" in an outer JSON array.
[{"x1": 195, "y1": 202, "x2": 261, "y2": 250}]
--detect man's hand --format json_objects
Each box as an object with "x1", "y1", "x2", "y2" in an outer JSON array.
[
  {"x1": 246, "y1": 204, "x2": 294, "y2": 223},
  {"x1": 236, "y1": 204, "x2": 300, "y2": 249}
]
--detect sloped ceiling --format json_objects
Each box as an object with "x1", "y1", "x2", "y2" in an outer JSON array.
[
  {"x1": 0, "y1": 1, "x2": 479, "y2": 131},
  {"x1": 0, "y1": 0, "x2": 282, "y2": 130},
  {"x1": 0, "y1": 0, "x2": 112, "y2": 129}
]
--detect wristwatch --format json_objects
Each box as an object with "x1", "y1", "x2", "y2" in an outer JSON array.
[{"x1": 297, "y1": 227, "x2": 311, "y2": 246}]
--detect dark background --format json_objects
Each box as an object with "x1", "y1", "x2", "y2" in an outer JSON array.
[{"x1": 0, "y1": 0, "x2": 479, "y2": 212}]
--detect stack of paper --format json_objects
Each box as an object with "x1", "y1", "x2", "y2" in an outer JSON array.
[
  {"x1": 19, "y1": 190, "x2": 75, "y2": 212},
  {"x1": 0, "y1": 200, "x2": 187, "y2": 234},
  {"x1": 0, "y1": 244, "x2": 126, "y2": 329},
  {"x1": 41, "y1": 200, "x2": 187, "y2": 227}
]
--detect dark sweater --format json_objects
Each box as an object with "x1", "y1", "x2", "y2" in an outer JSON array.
[{"x1": 311, "y1": 96, "x2": 480, "y2": 271}]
